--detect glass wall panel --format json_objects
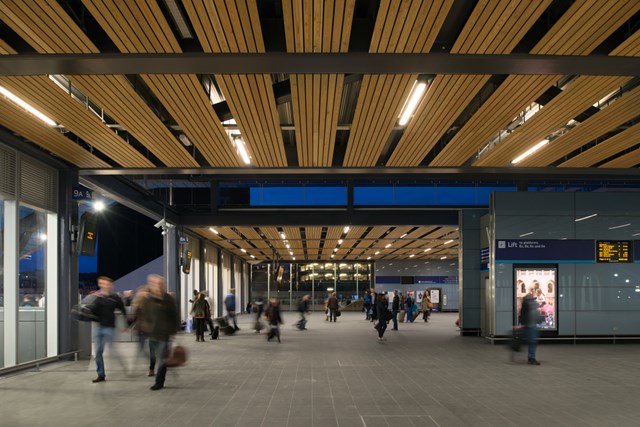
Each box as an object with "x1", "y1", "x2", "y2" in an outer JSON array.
[
  {"x1": 203, "y1": 245, "x2": 218, "y2": 318},
  {"x1": 17, "y1": 205, "x2": 47, "y2": 364},
  {"x1": 179, "y1": 239, "x2": 200, "y2": 323}
]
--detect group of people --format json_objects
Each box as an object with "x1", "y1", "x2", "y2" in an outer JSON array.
[
  {"x1": 362, "y1": 289, "x2": 433, "y2": 342},
  {"x1": 89, "y1": 274, "x2": 178, "y2": 391}
]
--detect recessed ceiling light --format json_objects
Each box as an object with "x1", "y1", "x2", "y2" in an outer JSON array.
[
  {"x1": 399, "y1": 80, "x2": 428, "y2": 125},
  {"x1": 519, "y1": 232, "x2": 534, "y2": 237},
  {"x1": 444, "y1": 240, "x2": 454, "y2": 244},
  {"x1": 0, "y1": 86, "x2": 57, "y2": 126},
  {"x1": 375, "y1": 251, "x2": 380, "y2": 255},
  {"x1": 338, "y1": 239, "x2": 343, "y2": 245},
  {"x1": 424, "y1": 248, "x2": 431, "y2": 252},
  {"x1": 400, "y1": 233, "x2": 407, "y2": 239},
  {"x1": 343, "y1": 226, "x2": 350, "y2": 233},
  {"x1": 280, "y1": 232, "x2": 286, "y2": 239},
  {"x1": 409, "y1": 254, "x2": 415, "y2": 258},
  {"x1": 440, "y1": 256, "x2": 447, "y2": 260},
  {"x1": 385, "y1": 243, "x2": 392, "y2": 248},
  {"x1": 209, "y1": 227, "x2": 219, "y2": 234},
  {"x1": 240, "y1": 248, "x2": 246, "y2": 253},
  {"x1": 575, "y1": 213, "x2": 598, "y2": 222},
  {"x1": 609, "y1": 223, "x2": 631, "y2": 230},
  {"x1": 512, "y1": 139, "x2": 549, "y2": 164}
]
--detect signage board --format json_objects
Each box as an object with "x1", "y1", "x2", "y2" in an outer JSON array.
[
  {"x1": 72, "y1": 186, "x2": 93, "y2": 201},
  {"x1": 596, "y1": 240, "x2": 632, "y2": 263}
]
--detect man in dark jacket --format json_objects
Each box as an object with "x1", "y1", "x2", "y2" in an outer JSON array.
[
  {"x1": 391, "y1": 290, "x2": 400, "y2": 331},
  {"x1": 297, "y1": 294, "x2": 311, "y2": 330},
  {"x1": 327, "y1": 292, "x2": 339, "y2": 322},
  {"x1": 92, "y1": 276, "x2": 127, "y2": 383},
  {"x1": 141, "y1": 274, "x2": 179, "y2": 390},
  {"x1": 520, "y1": 293, "x2": 541, "y2": 365}
]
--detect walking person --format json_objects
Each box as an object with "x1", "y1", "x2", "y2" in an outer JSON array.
[
  {"x1": 131, "y1": 285, "x2": 157, "y2": 377},
  {"x1": 91, "y1": 276, "x2": 128, "y2": 383},
  {"x1": 140, "y1": 274, "x2": 179, "y2": 390},
  {"x1": 327, "y1": 292, "x2": 339, "y2": 322},
  {"x1": 405, "y1": 293, "x2": 415, "y2": 323},
  {"x1": 363, "y1": 290, "x2": 372, "y2": 320},
  {"x1": 202, "y1": 291, "x2": 215, "y2": 339},
  {"x1": 375, "y1": 293, "x2": 389, "y2": 342},
  {"x1": 421, "y1": 293, "x2": 432, "y2": 322},
  {"x1": 391, "y1": 290, "x2": 400, "y2": 331},
  {"x1": 265, "y1": 297, "x2": 283, "y2": 343},
  {"x1": 253, "y1": 296, "x2": 264, "y2": 333},
  {"x1": 224, "y1": 288, "x2": 239, "y2": 331},
  {"x1": 190, "y1": 292, "x2": 210, "y2": 342},
  {"x1": 297, "y1": 294, "x2": 311, "y2": 330},
  {"x1": 520, "y1": 293, "x2": 541, "y2": 365}
]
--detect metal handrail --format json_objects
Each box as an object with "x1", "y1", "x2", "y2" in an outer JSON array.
[{"x1": 0, "y1": 350, "x2": 84, "y2": 376}]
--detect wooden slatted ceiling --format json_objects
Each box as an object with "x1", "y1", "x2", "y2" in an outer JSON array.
[
  {"x1": 386, "y1": 0, "x2": 550, "y2": 167},
  {"x1": 282, "y1": 227, "x2": 303, "y2": 259},
  {"x1": 475, "y1": 76, "x2": 632, "y2": 166},
  {"x1": 520, "y1": 86, "x2": 640, "y2": 166},
  {"x1": 560, "y1": 123, "x2": 640, "y2": 167},
  {"x1": 305, "y1": 226, "x2": 323, "y2": 260},
  {"x1": 282, "y1": 0, "x2": 355, "y2": 166},
  {"x1": 183, "y1": 0, "x2": 286, "y2": 167},
  {"x1": 0, "y1": 38, "x2": 14, "y2": 54},
  {"x1": 0, "y1": 76, "x2": 154, "y2": 167},
  {"x1": 472, "y1": 1, "x2": 640, "y2": 167},
  {"x1": 600, "y1": 145, "x2": 640, "y2": 168},
  {"x1": 0, "y1": 1, "x2": 199, "y2": 167},
  {"x1": 82, "y1": 0, "x2": 241, "y2": 167},
  {"x1": 0, "y1": 96, "x2": 109, "y2": 168},
  {"x1": 343, "y1": 0, "x2": 452, "y2": 166}
]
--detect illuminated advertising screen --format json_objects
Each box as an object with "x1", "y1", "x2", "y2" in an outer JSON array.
[
  {"x1": 514, "y1": 265, "x2": 557, "y2": 331},
  {"x1": 596, "y1": 240, "x2": 632, "y2": 263}
]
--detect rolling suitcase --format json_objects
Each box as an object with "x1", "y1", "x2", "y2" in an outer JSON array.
[
  {"x1": 215, "y1": 317, "x2": 235, "y2": 335},
  {"x1": 397, "y1": 310, "x2": 406, "y2": 322}
]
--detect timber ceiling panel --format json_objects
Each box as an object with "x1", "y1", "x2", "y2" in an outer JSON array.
[
  {"x1": 386, "y1": 0, "x2": 551, "y2": 167},
  {"x1": 520, "y1": 85, "x2": 640, "y2": 166},
  {"x1": 0, "y1": 96, "x2": 109, "y2": 168},
  {"x1": 473, "y1": 1, "x2": 640, "y2": 167},
  {"x1": 184, "y1": 0, "x2": 287, "y2": 167},
  {"x1": 343, "y1": 0, "x2": 453, "y2": 166},
  {"x1": 82, "y1": 0, "x2": 241, "y2": 167},
  {"x1": 0, "y1": 0, "x2": 199, "y2": 167},
  {"x1": 283, "y1": 0, "x2": 355, "y2": 166},
  {"x1": 560, "y1": 123, "x2": 640, "y2": 167}
]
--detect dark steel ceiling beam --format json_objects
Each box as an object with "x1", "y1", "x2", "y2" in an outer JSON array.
[
  {"x1": 78, "y1": 166, "x2": 640, "y2": 181},
  {"x1": 1, "y1": 53, "x2": 638, "y2": 76},
  {"x1": 180, "y1": 209, "x2": 460, "y2": 227}
]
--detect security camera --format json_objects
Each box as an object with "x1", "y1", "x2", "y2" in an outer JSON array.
[{"x1": 154, "y1": 219, "x2": 166, "y2": 229}]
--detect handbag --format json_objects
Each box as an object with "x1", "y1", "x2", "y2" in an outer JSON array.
[
  {"x1": 427, "y1": 302, "x2": 433, "y2": 309},
  {"x1": 336, "y1": 309, "x2": 341, "y2": 317},
  {"x1": 164, "y1": 345, "x2": 187, "y2": 367}
]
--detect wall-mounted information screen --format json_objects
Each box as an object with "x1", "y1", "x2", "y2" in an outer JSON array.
[{"x1": 596, "y1": 240, "x2": 632, "y2": 263}]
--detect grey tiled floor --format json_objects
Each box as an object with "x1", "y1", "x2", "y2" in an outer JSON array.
[{"x1": 2, "y1": 311, "x2": 640, "y2": 426}]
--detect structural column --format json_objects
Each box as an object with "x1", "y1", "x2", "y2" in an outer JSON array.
[{"x1": 458, "y1": 210, "x2": 486, "y2": 335}]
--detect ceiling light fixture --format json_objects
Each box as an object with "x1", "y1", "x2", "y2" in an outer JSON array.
[
  {"x1": 280, "y1": 232, "x2": 286, "y2": 239},
  {"x1": 230, "y1": 134, "x2": 251, "y2": 165},
  {"x1": 178, "y1": 134, "x2": 192, "y2": 146},
  {"x1": 440, "y1": 256, "x2": 447, "y2": 260},
  {"x1": 250, "y1": 255, "x2": 255, "y2": 259},
  {"x1": 343, "y1": 226, "x2": 350, "y2": 234},
  {"x1": 424, "y1": 248, "x2": 431, "y2": 252},
  {"x1": 209, "y1": 227, "x2": 219, "y2": 235},
  {"x1": 398, "y1": 80, "x2": 428, "y2": 126},
  {"x1": 286, "y1": 244, "x2": 290, "y2": 249},
  {"x1": 444, "y1": 240, "x2": 454, "y2": 244},
  {"x1": 519, "y1": 232, "x2": 534, "y2": 237},
  {"x1": 338, "y1": 239, "x2": 343, "y2": 245},
  {"x1": 331, "y1": 254, "x2": 335, "y2": 258},
  {"x1": 512, "y1": 139, "x2": 549, "y2": 164},
  {"x1": 575, "y1": 213, "x2": 598, "y2": 222},
  {"x1": 400, "y1": 233, "x2": 407, "y2": 239},
  {"x1": 240, "y1": 248, "x2": 246, "y2": 253},
  {"x1": 367, "y1": 256, "x2": 371, "y2": 260},
  {"x1": 409, "y1": 254, "x2": 415, "y2": 258},
  {"x1": 609, "y1": 223, "x2": 631, "y2": 230},
  {"x1": 333, "y1": 248, "x2": 338, "y2": 252},
  {"x1": 289, "y1": 251, "x2": 293, "y2": 255},
  {"x1": 385, "y1": 243, "x2": 392, "y2": 248},
  {"x1": 375, "y1": 251, "x2": 380, "y2": 255},
  {"x1": 161, "y1": 0, "x2": 194, "y2": 39},
  {"x1": 0, "y1": 86, "x2": 57, "y2": 126}
]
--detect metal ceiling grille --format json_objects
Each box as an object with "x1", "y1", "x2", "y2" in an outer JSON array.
[{"x1": 0, "y1": 144, "x2": 16, "y2": 197}]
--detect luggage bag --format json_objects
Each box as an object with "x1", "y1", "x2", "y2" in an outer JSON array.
[{"x1": 215, "y1": 317, "x2": 236, "y2": 335}]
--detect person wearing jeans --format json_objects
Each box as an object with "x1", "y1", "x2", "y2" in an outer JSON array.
[
  {"x1": 140, "y1": 274, "x2": 179, "y2": 391},
  {"x1": 327, "y1": 292, "x2": 339, "y2": 322},
  {"x1": 91, "y1": 276, "x2": 127, "y2": 383}
]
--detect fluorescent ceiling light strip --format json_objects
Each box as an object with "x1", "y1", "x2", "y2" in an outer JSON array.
[
  {"x1": 511, "y1": 139, "x2": 549, "y2": 164},
  {"x1": 398, "y1": 81, "x2": 427, "y2": 126},
  {"x1": 519, "y1": 232, "x2": 534, "y2": 237},
  {"x1": 575, "y1": 214, "x2": 598, "y2": 222},
  {"x1": 233, "y1": 137, "x2": 251, "y2": 165},
  {"x1": 0, "y1": 86, "x2": 57, "y2": 126},
  {"x1": 444, "y1": 240, "x2": 454, "y2": 244},
  {"x1": 608, "y1": 223, "x2": 631, "y2": 230},
  {"x1": 209, "y1": 227, "x2": 219, "y2": 234}
]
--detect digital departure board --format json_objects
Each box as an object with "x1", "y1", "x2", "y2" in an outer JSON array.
[{"x1": 596, "y1": 240, "x2": 632, "y2": 263}]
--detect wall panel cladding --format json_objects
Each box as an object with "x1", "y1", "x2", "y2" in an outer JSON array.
[
  {"x1": 0, "y1": 144, "x2": 17, "y2": 197},
  {"x1": 20, "y1": 159, "x2": 58, "y2": 211}
]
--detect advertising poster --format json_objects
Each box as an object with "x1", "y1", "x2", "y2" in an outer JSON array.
[
  {"x1": 430, "y1": 289, "x2": 440, "y2": 304},
  {"x1": 515, "y1": 266, "x2": 557, "y2": 330},
  {"x1": 416, "y1": 290, "x2": 424, "y2": 304}
]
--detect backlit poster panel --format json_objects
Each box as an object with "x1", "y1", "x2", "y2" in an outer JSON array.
[{"x1": 514, "y1": 266, "x2": 557, "y2": 331}]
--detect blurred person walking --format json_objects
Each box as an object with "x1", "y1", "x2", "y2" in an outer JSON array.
[
  {"x1": 132, "y1": 285, "x2": 157, "y2": 377},
  {"x1": 297, "y1": 294, "x2": 311, "y2": 330},
  {"x1": 265, "y1": 297, "x2": 283, "y2": 343},
  {"x1": 140, "y1": 274, "x2": 179, "y2": 390},
  {"x1": 224, "y1": 288, "x2": 239, "y2": 331},
  {"x1": 363, "y1": 290, "x2": 372, "y2": 320},
  {"x1": 91, "y1": 276, "x2": 128, "y2": 383},
  {"x1": 405, "y1": 293, "x2": 415, "y2": 323},
  {"x1": 374, "y1": 293, "x2": 390, "y2": 342},
  {"x1": 520, "y1": 293, "x2": 541, "y2": 365},
  {"x1": 391, "y1": 290, "x2": 400, "y2": 331},
  {"x1": 253, "y1": 296, "x2": 265, "y2": 333}
]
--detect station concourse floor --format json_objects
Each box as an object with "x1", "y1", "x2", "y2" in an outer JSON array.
[{"x1": 1, "y1": 312, "x2": 640, "y2": 427}]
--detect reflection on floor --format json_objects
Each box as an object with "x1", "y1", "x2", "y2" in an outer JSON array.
[{"x1": 1, "y1": 311, "x2": 640, "y2": 426}]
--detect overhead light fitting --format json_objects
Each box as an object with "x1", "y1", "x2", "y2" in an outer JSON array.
[
  {"x1": 178, "y1": 134, "x2": 192, "y2": 147},
  {"x1": 367, "y1": 256, "x2": 371, "y2": 260},
  {"x1": 400, "y1": 233, "x2": 408, "y2": 239},
  {"x1": 162, "y1": 0, "x2": 193, "y2": 39},
  {"x1": 444, "y1": 240, "x2": 454, "y2": 245},
  {"x1": 424, "y1": 248, "x2": 431, "y2": 252},
  {"x1": 292, "y1": 257, "x2": 296, "y2": 260},
  {"x1": 209, "y1": 227, "x2": 219, "y2": 234},
  {"x1": 286, "y1": 244, "x2": 290, "y2": 249},
  {"x1": 280, "y1": 232, "x2": 286, "y2": 239},
  {"x1": 609, "y1": 223, "x2": 631, "y2": 230},
  {"x1": 375, "y1": 251, "x2": 380, "y2": 255},
  {"x1": 289, "y1": 251, "x2": 293, "y2": 255},
  {"x1": 440, "y1": 256, "x2": 447, "y2": 260},
  {"x1": 385, "y1": 243, "x2": 392, "y2": 248},
  {"x1": 240, "y1": 248, "x2": 247, "y2": 253},
  {"x1": 409, "y1": 254, "x2": 415, "y2": 258},
  {"x1": 0, "y1": 86, "x2": 57, "y2": 126},
  {"x1": 512, "y1": 139, "x2": 549, "y2": 164},
  {"x1": 398, "y1": 80, "x2": 428, "y2": 126},
  {"x1": 575, "y1": 214, "x2": 598, "y2": 222},
  {"x1": 338, "y1": 239, "x2": 343, "y2": 245},
  {"x1": 333, "y1": 248, "x2": 338, "y2": 252},
  {"x1": 231, "y1": 134, "x2": 251, "y2": 165},
  {"x1": 93, "y1": 200, "x2": 106, "y2": 212},
  {"x1": 343, "y1": 226, "x2": 350, "y2": 234},
  {"x1": 519, "y1": 232, "x2": 534, "y2": 237},
  {"x1": 331, "y1": 254, "x2": 335, "y2": 258},
  {"x1": 250, "y1": 255, "x2": 255, "y2": 259}
]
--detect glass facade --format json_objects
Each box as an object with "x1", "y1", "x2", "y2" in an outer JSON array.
[{"x1": 251, "y1": 262, "x2": 372, "y2": 311}]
